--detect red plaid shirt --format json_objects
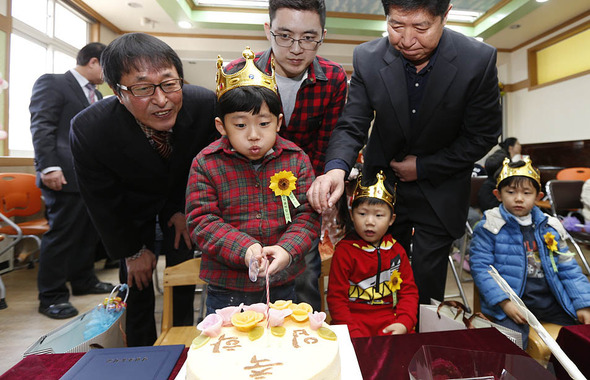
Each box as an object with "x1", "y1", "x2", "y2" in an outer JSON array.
[
  {"x1": 226, "y1": 49, "x2": 348, "y2": 175},
  {"x1": 186, "y1": 135, "x2": 320, "y2": 291}
]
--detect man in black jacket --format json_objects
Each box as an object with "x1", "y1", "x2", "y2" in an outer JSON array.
[
  {"x1": 71, "y1": 33, "x2": 217, "y2": 345},
  {"x1": 31, "y1": 42, "x2": 113, "y2": 320},
  {"x1": 308, "y1": 0, "x2": 501, "y2": 306}
]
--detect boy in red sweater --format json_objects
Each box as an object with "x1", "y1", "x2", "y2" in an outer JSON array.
[{"x1": 327, "y1": 171, "x2": 419, "y2": 337}]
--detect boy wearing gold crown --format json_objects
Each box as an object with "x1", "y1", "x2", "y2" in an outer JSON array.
[
  {"x1": 327, "y1": 171, "x2": 418, "y2": 338},
  {"x1": 185, "y1": 48, "x2": 319, "y2": 313},
  {"x1": 470, "y1": 158, "x2": 590, "y2": 348}
]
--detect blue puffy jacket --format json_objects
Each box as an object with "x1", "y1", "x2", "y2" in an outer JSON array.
[{"x1": 470, "y1": 204, "x2": 590, "y2": 321}]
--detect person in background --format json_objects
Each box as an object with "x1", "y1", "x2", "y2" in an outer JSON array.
[
  {"x1": 186, "y1": 48, "x2": 319, "y2": 313},
  {"x1": 582, "y1": 179, "x2": 590, "y2": 223},
  {"x1": 70, "y1": 33, "x2": 217, "y2": 346},
  {"x1": 486, "y1": 137, "x2": 522, "y2": 165},
  {"x1": 328, "y1": 171, "x2": 418, "y2": 337},
  {"x1": 224, "y1": 0, "x2": 348, "y2": 311},
  {"x1": 478, "y1": 137, "x2": 522, "y2": 213},
  {"x1": 470, "y1": 158, "x2": 590, "y2": 348},
  {"x1": 30, "y1": 42, "x2": 114, "y2": 320},
  {"x1": 307, "y1": 0, "x2": 502, "y2": 307}
]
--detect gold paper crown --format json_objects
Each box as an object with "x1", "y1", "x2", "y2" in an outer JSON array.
[
  {"x1": 216, "y1": 47, "x2": 277, "y2": 99},
  {"x1": 496, "y1": 157, "x2": 541, "y2": 188},
  {"x1": 353, "y1": 170, "x2": 396, "y2": 209}
]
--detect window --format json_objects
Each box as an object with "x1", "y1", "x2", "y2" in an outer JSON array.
[
  {"x1": 11, "y1": 0, "x2": 48, "y2": 34},
  {"x1": 7, "y1": 0, "x2": 88, "y2": 156}
]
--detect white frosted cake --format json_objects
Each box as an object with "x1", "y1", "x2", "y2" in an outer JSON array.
[{"x1": 186, "y1": 301, "x2": 341, "y2": 380}]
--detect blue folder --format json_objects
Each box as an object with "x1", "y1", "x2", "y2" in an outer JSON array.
[{"x1": 60, "y1": 345, "x2": 185, "y2": 380}]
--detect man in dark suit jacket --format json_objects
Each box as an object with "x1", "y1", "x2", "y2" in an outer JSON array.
[
  {"x1": 308, "y1": 0, "x2": 502, "y2": 307},
  {"x1": 70, "y1": 33, "x2": 217, "y2": 346},
  {"x1": 30, "y1": 42, "x2": 114, "y2": 320}
]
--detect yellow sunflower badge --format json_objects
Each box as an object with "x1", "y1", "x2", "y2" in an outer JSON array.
[
  {"x1": 269, "y1": 170, "x2": 300, "y2": 223},
  {"x1": 388, "y1": 270, "x2": 403, "y2": 307},
  {"x1": 543, "y1": 232, "x2": 574, "y2": 272}
]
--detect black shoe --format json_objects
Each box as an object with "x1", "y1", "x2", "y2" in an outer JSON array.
[
  {"x1": 72, "y1": 282, "x2": 115, "y2": 296},
  {"x1": 0, "y1": 298, "x2": 7, "y2": 309},
  {"x1": 39, "y1": 302, "x2": 78, "y2": 319}
]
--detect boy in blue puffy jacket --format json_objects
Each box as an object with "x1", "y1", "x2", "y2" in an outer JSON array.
[{"x1": 470, "y1": 157, "x2": 590, "y2": 347}]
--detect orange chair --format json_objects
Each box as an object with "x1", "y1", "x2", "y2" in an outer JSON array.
[
  {"x1": 0, "y1": 173, "x2": 49, "y2": 273},
  {"x1": 556, "y1": 167, "x2": 590, "y2": 181}
]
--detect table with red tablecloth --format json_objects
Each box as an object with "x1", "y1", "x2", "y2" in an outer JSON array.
[
  {"x1": 550, "y1": 324, "x2": 590, "y2": 380},
  {"x1": 0, "y1": 328, "x2": 534, "y2": 380}
]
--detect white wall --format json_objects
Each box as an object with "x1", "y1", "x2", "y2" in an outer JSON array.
[{"x1": 499, "y1": 15, "x2": 590, "y2": 144}]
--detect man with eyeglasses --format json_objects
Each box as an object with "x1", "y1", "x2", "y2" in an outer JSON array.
[
  {"x1": 70, "y1": 33, "x2": 217, "y2": 346},
  {"x1": 308, "y1": 0, "x2": 502, "y2": 309},
  {"x1": 225, "y1": 0, "x2": 347, "y2": 312}
]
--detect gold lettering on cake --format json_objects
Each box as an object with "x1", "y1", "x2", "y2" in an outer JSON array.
[
  {"x1": 303, "y1": 337, "x2": 318, "y2": 345},
  {"x1": 211, "y1": 334, "x2": 241, "y2": 353},
  {"x1": 291, "y1": 329, "x2": 317, "y2": 348},
  {"x1": 244, "y1": 355, "x2": 283, "y2": 379}
]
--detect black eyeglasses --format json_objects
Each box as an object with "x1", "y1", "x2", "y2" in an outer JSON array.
[
  {"x1": 117, "y1": 78, "x2": 183, "y2": 97},
  {"x1": 269, "y1": 31, "x2": 322, "y2": 51}
]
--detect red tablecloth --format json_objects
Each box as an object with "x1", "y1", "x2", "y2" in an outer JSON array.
[
  {"x1": 550, "y1": 324, "x2": 590, "y2": 380},
  {"x1": 352, "y1": 327, "x2": 528, "y2": 380},
  {"x1": 0, "y1": 328, "x2": 531, "y2": 380}
]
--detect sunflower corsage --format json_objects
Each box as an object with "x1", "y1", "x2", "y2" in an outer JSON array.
[
  {"x1": 388, "y1": 270, "x2": 403, "y2": 307},
  {"x1": 269, "y1": 170, "x2": 300, "y2": 223},
  {"x1": 543, "y1": 232, "x2": 574, "y2": 272}
]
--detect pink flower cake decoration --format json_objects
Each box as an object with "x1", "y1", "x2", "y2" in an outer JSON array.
[
  {"x1": 308, "y1": 311, "x2": 326, "y2": 330},
  {"x1": 196, "y1": 313, "x2": 223, "y2": 337},
  {"x1": 215, "y1": 304, "x2": 244, "y2": 326},
  {"x1": 268, "y1": 308, "x2": 293, "y2": 327}
]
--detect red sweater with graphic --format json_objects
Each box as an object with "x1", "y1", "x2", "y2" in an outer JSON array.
[{"x1": 327, "y1": 233, "x2": 419, "y2": 337}]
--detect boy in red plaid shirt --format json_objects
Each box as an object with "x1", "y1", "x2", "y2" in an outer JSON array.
[{"x1": 186, "y1": 48, "x2": 320, "y2": 314}]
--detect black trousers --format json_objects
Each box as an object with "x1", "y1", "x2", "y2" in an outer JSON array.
[
  {"x1": 294, "y1": 238, "x2": 322, "y2": 312},
  {"x1": 390, "y1": 182, "x2": 455, "y2": 306},
  {"x1": 38, "y1": 190, "x2": 100, "y2": 307},
  {"x1": 119, "y1": 220, "x2": 195, "y2": 347}
]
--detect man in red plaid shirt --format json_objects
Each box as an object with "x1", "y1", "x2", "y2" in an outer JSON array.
[{"x1": 225, "y1": 0, "x2": 348, "y2": 310}]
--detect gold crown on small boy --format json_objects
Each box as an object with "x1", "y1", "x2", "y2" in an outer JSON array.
[
  {"x1": 215, "y1": 47, "x2": 277, "y2": 99},
  {"x1": 353, "y1": 170, "x2": 396, "y2": 209},
  {"x1": 496, "y1": 157, "x2": 541, "y2": 188}
]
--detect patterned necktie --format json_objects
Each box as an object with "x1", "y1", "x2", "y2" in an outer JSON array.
[
  {"x1": 85, "y1": 83, "x2": 96, "y2": 104},
  {"x1": 151, "y1": 131, "x2": 172, "y2": 159}
]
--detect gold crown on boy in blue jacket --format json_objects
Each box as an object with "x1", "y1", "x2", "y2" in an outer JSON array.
[
  {"x1": 353, "y1": 170, "x2": 396, "y2": 209},
  {"x1": 496, "y1": 157, "x2": 541, "y2": 188},
  {"x1": 215, "y1": 47, "x2": 277, "y2": 99}
]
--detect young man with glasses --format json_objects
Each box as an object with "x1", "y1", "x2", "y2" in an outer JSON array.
[
  {"x1": 226, "y1": 0, "x2": 348, "y2": 311},
  {"x1": 70, "y1": 33, "x2": 218, "y2": 346}
]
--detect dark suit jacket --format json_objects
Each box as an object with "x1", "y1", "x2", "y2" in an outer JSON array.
[
  {"x1": 326, "y1": 29, "x2": 502, "y2": 238},
  {"x1": 70, "y1": 85, "x2": 217, "y2": 260},
  {"x1": 30, "y1": 70, "x2": 102, "y2": 192}
]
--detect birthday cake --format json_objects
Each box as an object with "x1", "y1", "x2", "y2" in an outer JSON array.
[{"x1": 186, "y1": 301, "x2": 341, "y2": 380}]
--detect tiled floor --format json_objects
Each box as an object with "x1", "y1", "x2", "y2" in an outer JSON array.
[{"x1": 1, "y1": 245, "x2": 588, "y2": 375}]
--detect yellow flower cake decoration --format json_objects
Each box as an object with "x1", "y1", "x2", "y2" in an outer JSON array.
[
  {"x1": 269, "y1": 170, "x2": 300, "y2": 223},
  {"x1": 231, "y1": 310, "x2": 264, "y2": 332},
  {"x1": 269, "y1": 299, "x2": 293, "y2": 310},
  {"x1": 289, "y1": 302, "x2": 314, "y2": 322}
]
